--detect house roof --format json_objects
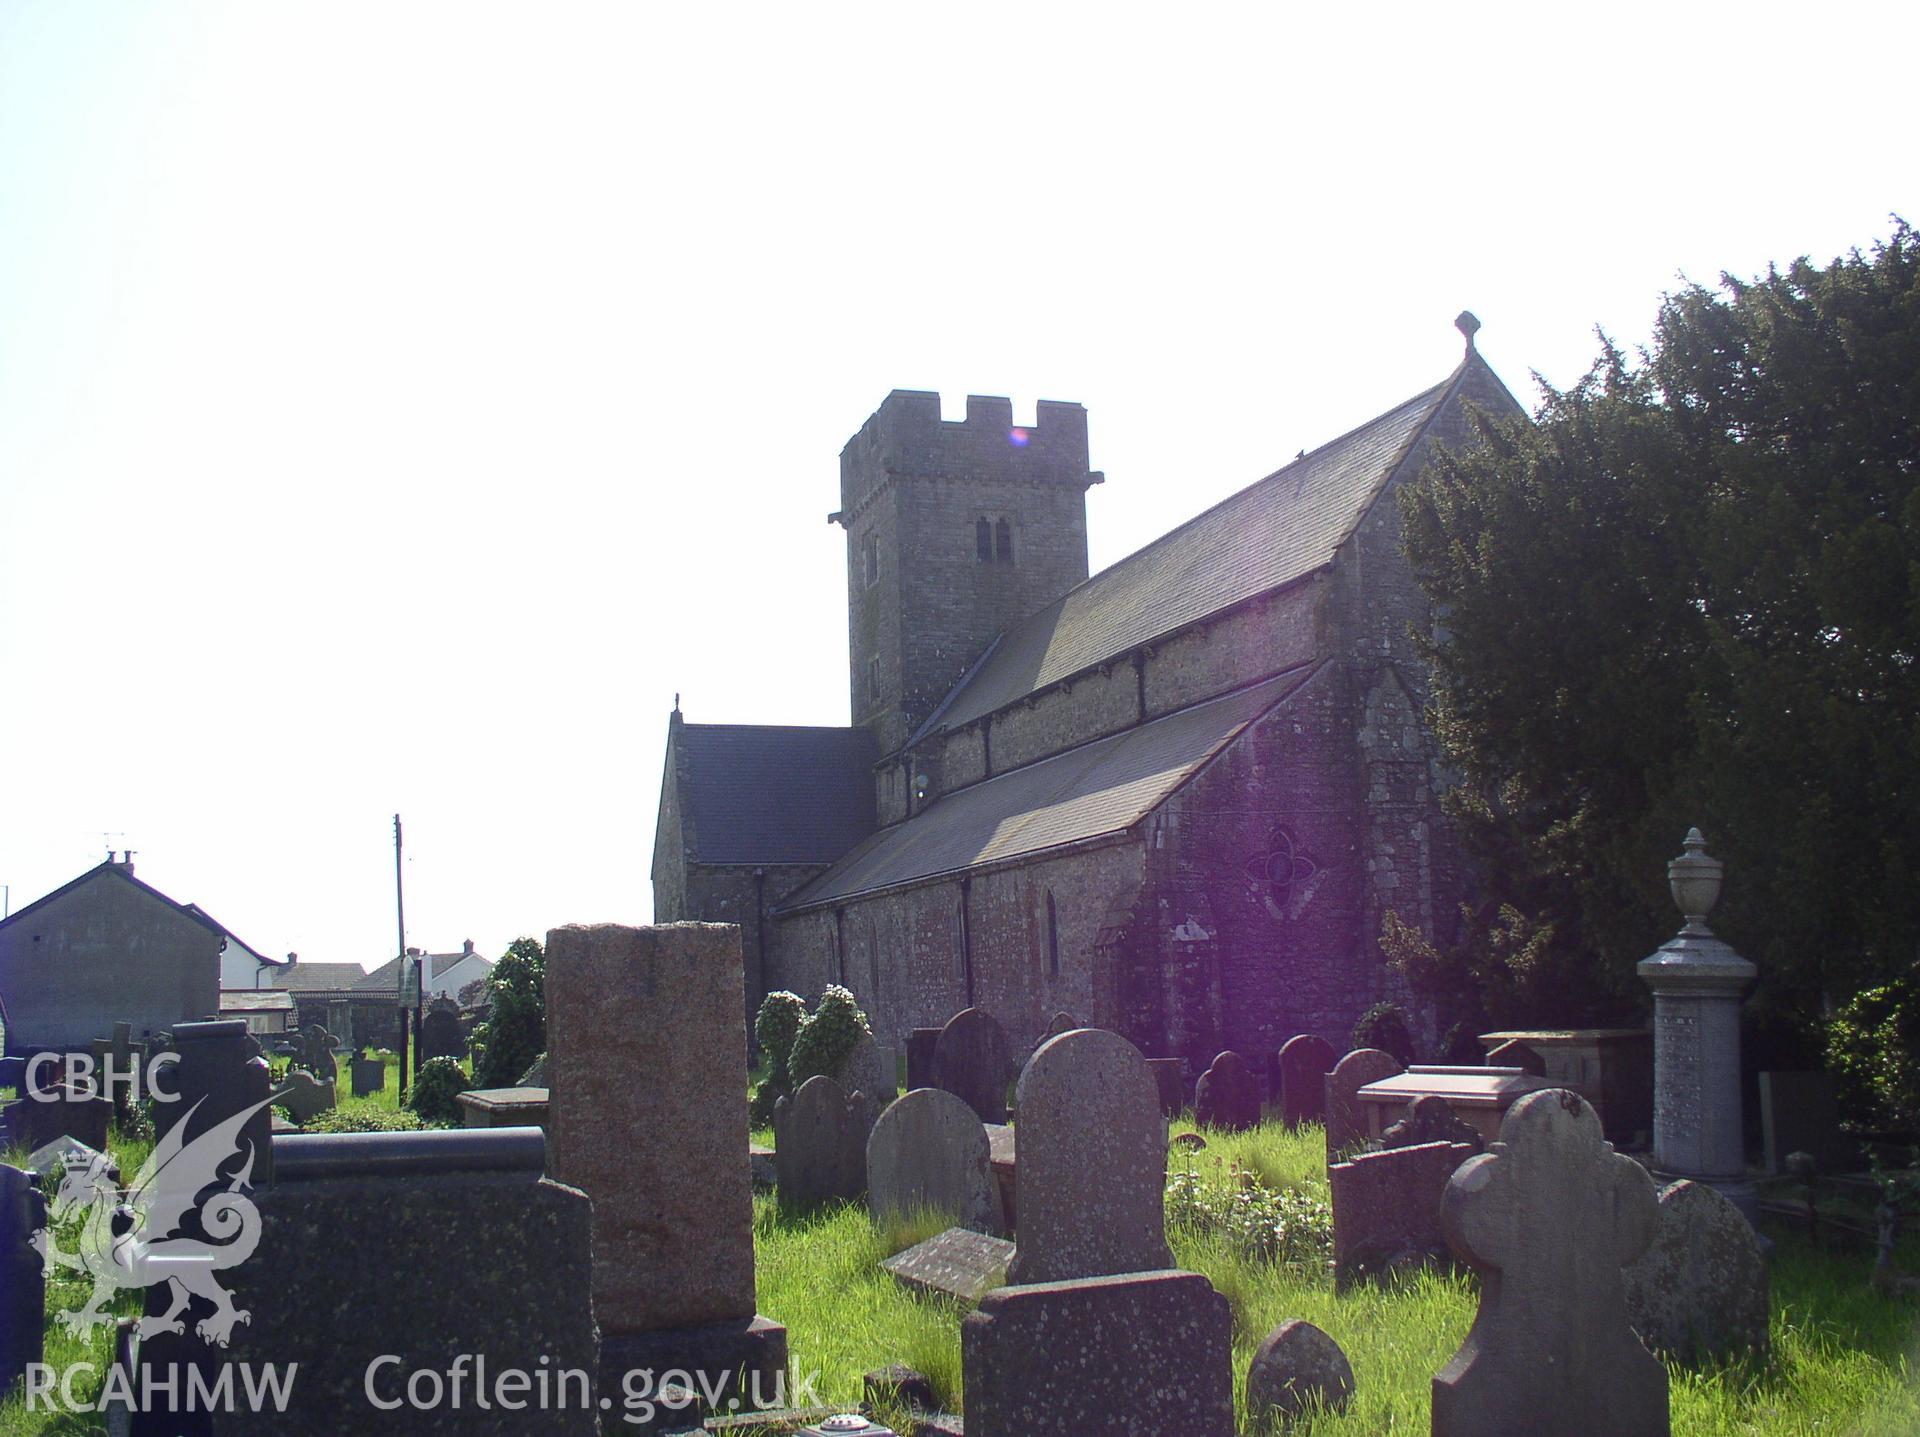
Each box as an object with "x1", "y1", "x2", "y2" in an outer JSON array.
[
  {"x1": 777, "y1": 664, "x2": 1318, "y2": 912},
  {"x1": 270, "y1": 962, "x2": 371, "y2": 993},
  {"x1": 677, "y1": 722, "x2": 878, "y2": 865},
  {"x1": 914, "y1": 360, "x2": 1479, "y2": 739},
  {"x1": 354, "y1": 949, "x2": 491, "y2": 993},
  {"x1": 218, "y1": 990, "x2": 294, "y2": 1012},
  {"x1": 0, "y1": 862, "x2": 275, "y2": 962}
]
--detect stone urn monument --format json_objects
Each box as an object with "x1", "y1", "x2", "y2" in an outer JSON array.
[{"x1": 1636, "y1": 829, "x2": 1757, "y2": 1216}]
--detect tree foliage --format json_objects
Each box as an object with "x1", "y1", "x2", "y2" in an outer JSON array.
[
  {"x1": 1397, "y1": 221, "x2": 1920, "y2": 1043},
  {"x1": 470, "y1": 936, "x2": 546, "y2": 1089}
]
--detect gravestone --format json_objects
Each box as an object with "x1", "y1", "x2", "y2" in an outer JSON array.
[
  {"x1": 1382, "y1": 1094, "x2": 1484, "y2": 1152},
  {"x1": 295, "y1": 1024, "x2": 338, "y2": 1085},
  {"x1": 1758, "y1": 1071, "x2": 1857, "y2": 1175},
  {"x1": 1485, "y1": 1039, "x2": 1546, "y2": 1075},
  {"x1": 905, "y1": 1028, "x2": 943, "y2": 1091},
  {"x1": 1, "y1": 1163, "x2": 45, "y2": 1399},
  {"x1": 1006, "y1": 1028, "x2": 1171, "y2": 1285},
  {"x1": 1330, "y1": 1139, "x2": 1475, "y2": 1288},
  {"x1": 866, "y1": 1087, "x2": 1001, "y2": 1235},
  {"x1": 25, "y1": 1135, "x2": 117, "y2": 1184},
  {"x1": 1325, "y1": 1048, "x2": 1402, "y2": 1162},
  {"x1": 961, "y1": 1271, "x2": 1234, "y2": 1437},
  {"x1": 545, "y1": 923, "x2": 786, "y2": 1412},
  {"x1": 985, "y1": 1122, "x2": 1017, "y2": 1231},
  {"x1": 1357, "y1": 1065, "x2": 1551, "y2": 1145},
  {"x1": 1146, "y1": 1057, "x2": 1185, "y2": 1117},
  {"x1": 519, "y1": 1053, "x2": 547, "y2": 1086},
  {"x1": 275, "y1": 1069, "x2": 335, "y2": 1124},
  {"x1": 217, "y1": 1129, "x2": 596, "y2": 1435},
  {"x1": 1246, "y1": 1319, "x2": 1356, "y2": 1424},
  {"x1": 1622, "y1": 1178, "x2": 1770, "y2": 1364},
  {"x1": 773, "y1": 1075, "x2": 874, "y2": 1207},
  {"x1": 350, "y1": 1056, "x2": 386, "y2": 1097},
  {"x1": 456, "y1": 1087, "x2": 550, "y2": 1130},
  {"x1": 934, "y1": 1007, "x2": 1013, "y2": 1124},
  {"x1": 882, "y1": 1225, "x2": 1015, "y2": 1304},
  {"x1": 0, "y1": 1056, "x2": 23, "y2": 1094},
  {"x1": 1432, "y1": 1089, "x2": 1667, "y2": 1437},
  {"x1": 325, "y1": 999, "x2": 354, "y2": 1054},
  {"x1": 89, "y1": 1021, "x2": 146, "y2": 1110},
  {"x1": 1044, "y1": 1010, "x2": 1076, "y2": 1038},
  {"x1": 1277, "y1": 1033, "x2": 1337, "y2": 1127},
  {"x1": 1193, "y1": 1050, "x2": 1261, "y2": 1131},
  {"x1": 843, "y1": 1034, "x2": 897, "y2": 1108},
  {"x1": 3, "y1": 1082, "x2": 110, "y2": 1152},
  {"x1": 417, "y1": 1001, "x2": 466, "y2": 1062}
]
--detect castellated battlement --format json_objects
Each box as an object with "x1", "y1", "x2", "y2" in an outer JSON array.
[{"x1": 839, "y1": 389, "x2": 1093, "y2": 519}]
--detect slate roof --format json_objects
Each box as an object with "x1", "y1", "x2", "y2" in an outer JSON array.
[
  {"x1": 777, "y1": 665, "x2": 1318, "y2": 912},
  {"x1": 270, "y1": 961, "x2": 371, "y2": 993},
  {"x1": 678, "y1": 723, "x2": 878, "y2": 865},
  {"x1": 355, "y1": 950, "x2": 491, "y2": 993},
  {"x1": 0, "y1": 863, "x2": 282, "y2": 972},
  {"x1": 917, "y1": 368, "x2": 1465, "y2": 736}
]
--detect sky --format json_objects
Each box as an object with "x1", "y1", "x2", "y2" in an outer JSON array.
[{"x1": 1, "y1": 2, "x2": 1914, "y2": 975}]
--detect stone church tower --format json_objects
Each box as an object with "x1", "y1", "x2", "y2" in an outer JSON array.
[{"x1": 833, "y1": 392, "x2": 1104, "y2": 758}]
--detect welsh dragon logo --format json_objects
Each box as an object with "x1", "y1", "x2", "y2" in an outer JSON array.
[{"x1": 32, "y1": 1093, "x2": 277, "y2": 1347}]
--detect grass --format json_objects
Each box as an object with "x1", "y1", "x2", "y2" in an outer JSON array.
[{"x1": 7, "y1": 1087, "x2": 1917, "y2": 1435}]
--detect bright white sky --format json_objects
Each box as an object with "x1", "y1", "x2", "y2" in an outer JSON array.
[{"x1": 1, "y1": 3, "x2": 1914, "y2": 975}]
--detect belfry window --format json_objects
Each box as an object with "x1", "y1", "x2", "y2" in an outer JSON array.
[
  {"x1": 996, "y1": 518, "x2": 1013, "y2": 562},
  {"x1": 976, "y1": 518, "x2": 992, "y2": 562},
  {"x1": 863, "y1": 532, "x2": 879, "y2": 587},
  {"x1": 868, "y1": 656, "x2": 882, "y2": 709}
]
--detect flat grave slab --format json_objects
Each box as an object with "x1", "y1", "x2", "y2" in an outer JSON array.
[
  {"x1": 456, "y1": 1086, "x2": 550, "y2": 1129},
  {"x1": 882, "y1": 1225, "x2": 1015, "y2": 1305},
  {"x1": 1357, "y1": 1066, "x2": 1550, "y2": 1144}
]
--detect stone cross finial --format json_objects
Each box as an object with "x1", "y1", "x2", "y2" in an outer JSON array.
[{"x1": 1432, "y1": 1089, "x2": 1668, "y2": 1436}]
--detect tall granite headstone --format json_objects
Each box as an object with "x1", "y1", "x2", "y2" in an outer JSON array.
[
  {"x1": 906, "y1": 1028, "x2": 943, "y2": 1091},
  {"x1": 1277, "y1": 1033, "x2": 1337, "y2": 1127},
  {"x1": 1432, "y1": 1089, "x2": 1667, "y2": 1437},
  {"x1": 1006, "y1": 1028, "x2": 1171, "y2": 1284},
  {"x1": 546, "y1": 923, "x2": 786, "y2": 1411},
  {"x1": 934, "y1": 1007, "x2": 1013, "y2": 1124},
  {"x1": 772, "y1": 1075, "x2": 874, "y2": 1208},
  {"x1": 1326, "y1": 1048, "x2": 1402, "y2": 1161},
  {"x1": 867, "y1": 1087, "x2": 1002, "y2": 1235}
]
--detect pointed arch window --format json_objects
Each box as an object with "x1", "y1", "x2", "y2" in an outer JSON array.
[
  {"x1": 996, "y1": 517, "x2": 1014, "y2": 562},
  {"x1": 976, "y1": 518, "x2": 993, "y2": 562}
]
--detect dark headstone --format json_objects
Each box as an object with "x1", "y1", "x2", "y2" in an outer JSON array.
[
  {"x1": 1623, "y1": 1179, "x2": 1769, "y2": 1364},
  {"x1": 1382, "y1": 1094, "x2": 1485, "y2": 1153},
  {"x1": 1146, "y1": 1057, "x2": 1184, "y2": 1117},
  {"x1": 1325, "y1": 1048, "x2": 1402, "y2": 1162},
  {"x1": 1277, "y1": 1034, "x2": 1338, "y2": 1127},
  {"x1": 867, "y1": 1087, "x2": 1000, "y2": 1235},
  {"x1": 1432, "y1": 1090, "x2": 1667, "y2": 1437},
  {"x1": 934, "y1": 1008, "x2": 1013, "y2": 1125},
  {"x1": 883, "y1": 1226, "x2": 1015, "y2": 1305},
  {"x1": 417, "y1": 1002, "x2": 465, "y2": 1062},
  {"x1": 1246, "y1": 1319, "x2": 1356, "y2": 1423},
  {"x1": 906, "y1": 1028, "x2": 943, "y2": 1092},
  {"x1": 1, "y1": 1163, "x2": 46, "y2": 1399},
  {"x1": 215, "y1": 1129, "x2": 597, "y2": 1434},
  {"x1": 961, "y1": 1271, "x2": 1234, "y2": 1437},
  {"x1": 773, "y1": 1075, "x2": 874, "y2": 1207},
  {"x1": 1044, "y1": 1011, "x2": 1076, "y2": 1038},
  {"x1": 0, "y1": 1056, "x2": 23, "y2": 1094},
  {"x1": 350, "y1": 1056, "x2": 386, "y2": 1097},
  {"x1": 295, "y1": 1023, "x2": 339, "y2": 1085},
  {"x1": 519, "y1": 1053, "x2": 548, "y2": 1087},
  {"x1": 1006, "y1": 1028, "x2": 1170, "y2": 1285},
  {"x1": 1330, "y1": 1139, "x2": 1475, "y2": 1287},
  {"x1": 275, "y1": 1069, "x2": 334, "y2": 1124},
  {"x1": 1758, "y1": 1071, "x2": 1858, "y2": 1175},
  {"x1": 3, "y1": 1082, "x2": 110, "y2": 1152},
  {"x1": 1193, "y1": 1050, "x2": 1260, "y2": 1132}
]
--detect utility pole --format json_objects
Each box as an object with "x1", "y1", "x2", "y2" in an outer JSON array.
[{"x1": 394, "y1": 813, "x2": 410, "y2": 1100}]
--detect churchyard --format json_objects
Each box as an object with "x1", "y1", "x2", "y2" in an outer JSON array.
[{"x1": 3, "y1": 916, "x2": 1918, "y2": 1435}]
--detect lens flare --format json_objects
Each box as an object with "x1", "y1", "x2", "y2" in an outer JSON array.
[{"x1": 1008, "y1": 427, "x2": 1030, "y2": 448}]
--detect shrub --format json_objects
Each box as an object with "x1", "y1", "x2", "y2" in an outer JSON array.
[
  {"x1": 1352, "y1": 1001, "x2": 1415, "y2": 1065},
  {"x1": 304, "y1": 1106, "x2": 424, "y2": 1134},
  {"x1": 1165, "y1": 1166, "x2": 1332, "y2": 1269},
  {"x1": 1827, "y1": 980, "x2": 1920, "y2": 1131},
  {"x1": 754, "y1": 991, "x2": 808, "y2": 1092},
  {"x1": 407, "y1": 1057, "x2": 469, "y2": 1127},
  {"x1": 788, "y1": 984, "x2": 872, "y2": 1087},
  {"x1": 470, "y1": 937, "x2": 546, "y2": 1089}
]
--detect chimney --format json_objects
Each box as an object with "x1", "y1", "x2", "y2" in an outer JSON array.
[
  {"x1": 285, "y1": 952, "x2": 299, "y2": 967},
  {"x1": 463, "y1": 939, "x2": 474, "y2": 956}
]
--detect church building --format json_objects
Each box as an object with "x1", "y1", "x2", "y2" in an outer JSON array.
[{"x1": 652, "y1": 318, "x2": 1523, "y2": 1066}]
